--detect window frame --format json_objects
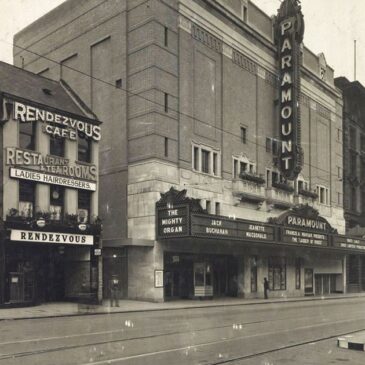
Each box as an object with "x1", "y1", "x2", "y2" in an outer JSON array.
[
  {"x1": 232, "y1": 155, "x2": 256, "y2": 179},
  {"x1": 78, "y1": 190, "x2": 92, "y2": 223},
  {"x1": 19, "y1": 121, "x2": 36, "y2": 151},
  {"x1": 192, "y1": 143, "x2": 221, "y2": 177},
  {"x1": 316, "y1": 185, "x2": 330, "y2": 205},
  {"x1": 18, "y1": 181, "x2": 35, "y2": 217},
  {"x1": 78, "y1": 133, "x2": 92, "y2": 163}
]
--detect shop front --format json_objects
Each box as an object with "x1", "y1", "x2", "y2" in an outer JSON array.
[
  {"x1": 0, "y1": 218, "x2": 101, "y2": 307},
  {"x1": 156, "y1": 188, "x2": 365, "y2": 301}
]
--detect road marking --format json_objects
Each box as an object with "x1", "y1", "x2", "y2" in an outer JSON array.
[{"x1": 80, "y1": 318, "x2": 365, "y2": 365}]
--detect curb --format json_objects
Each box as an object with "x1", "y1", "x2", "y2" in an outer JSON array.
[
  {"x1": 338, "y1": 334, "x2": 365, "y2": 351},
  {"x1": 2, "y1": 294, "x2": 365, "y2": 321}
]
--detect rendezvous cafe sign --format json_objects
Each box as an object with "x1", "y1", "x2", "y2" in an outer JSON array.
[
  {"x1": 10, "y1": 229, "x2": 94, "y2": 245},
  {"x1": 13, "y1": 101, "x2": 101, "y2": 142},
  {"x1": 7, "y1": 147, "x2": 96, "y2": 191}
]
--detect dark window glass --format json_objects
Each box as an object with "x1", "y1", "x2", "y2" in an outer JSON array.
[
  {"x1": 201, "y1": 149, "x2": 210, "y2": 173},
  {"x1": 215, "y1": 202, "x2": 220, "y2": 215},
  {"x1": 193, "y1": 147, "x2": 199, "y2": 170},
  {"x1": 19, "y1": 181, "x2": 35, "y2": 217},
  {"x1": 295, "y1": 258, "x2": 301, "y2": 289},
  {"x1": 266, "y1": 137, "x2": 271, "y2": 152},
  {"x1": 164, "y1": 26, "x2": 168, "y2": 47},
  {"x1": 50, "y1": 135, "x2": 65, "y2": 157},
  {"x1": 250, "y1": 256, "x2": 257, "y2": 292},
  {"x1": 349, "y1": 127, "x2": 357, "y2": 149},
  {"x1": 241, "y1": 127, "x2": 247, "y2": 144},
  {"x1": 268, "y1": 257, "x2": 286, "y2": 290},
  {"x1": 78, "y1": 190, "x2": 91, "y2": 223},
  {"x1": 78, "y1": 133, "x2": 92, "y2": 163},
  {"x1": 213, "y1": 153, "x2": 218, "y2": 175},
  {"x1": 19, "y1": 121, "x2": 36, "y2": 150},
  {"x1": 50, "y1": 186, "x2": 64, "y2": 220},
  {"x1": 164, "y1": 137, "x2": 168, "y2": 157},
  {"x1": 164, "y1": 93, "x2": 168, "y2": 113}
]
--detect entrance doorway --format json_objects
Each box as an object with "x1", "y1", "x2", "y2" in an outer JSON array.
[
  {"x1": 304, "y1": 269, "x2": 313, "y2": 295},
  {"x1": 164, "y1": 253, "x2": 238, "y2": 300},
  {"x1": 314, "y1": 274, "x2": 338, "y2": 295}
]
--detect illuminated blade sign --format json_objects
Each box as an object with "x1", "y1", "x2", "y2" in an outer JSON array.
[{"x1": 276, "y1": 0, "x2": 304, "y2": 180}]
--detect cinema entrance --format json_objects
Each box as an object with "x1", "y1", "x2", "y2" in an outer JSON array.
[{"x1": 164, "y1": 252, "x2": 238, "y2": 300}]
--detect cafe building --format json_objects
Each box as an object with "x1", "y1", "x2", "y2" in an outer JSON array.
[
  {"x1": 13, "y1": 0, "x2": 365, "y2": 301},
  {"x1": 0, "y1": 62, "x2": 102, "y2": 306}
]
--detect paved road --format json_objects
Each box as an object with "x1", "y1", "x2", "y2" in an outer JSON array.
[{"x1": 1, "y1": 298, "x2": 365, "y2": 364}]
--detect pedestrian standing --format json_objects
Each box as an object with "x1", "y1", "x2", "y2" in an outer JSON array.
[
  {"x1": 264, "y1": 277, "x2": 269, "y2": 299},
  {"x1": 110, "y1": 277, "x2": 120, "y2": 307}
]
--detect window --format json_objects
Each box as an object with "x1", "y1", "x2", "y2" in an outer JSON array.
[
  {"x1": 250, "y1": 256, "x2": 257, "y2": 293},
  {"x1": 316, "y1": 185, "x2": 330, "y2": 205},
  {"x1": 115, "y1": 79, "x2": 122, "y2": 89},
  {"x1": 164, "y1": 93, "x2": 169, "y2": 113},
  {"x1": 266, "y1": 137, "x2": 280, "y2": 155},
  {"x1": 192, "y1": 143, "x2": 220, "y2": 176},
  {"x1": 240, "y1": 127, "x2": 247, "y2": 144},
  {"x1": 78, "y1": 133, "x2": 92, "y2": 163},
  {"x1": 50, "y1": 135, "x2": 65, "y2": 157},
  {"x1": 232, "y1": 156, "x2": 256, "y2": 178},
  {"x1": 78, "y1": 190, "x2": 91, "y2": 223},
  {"x1": 164, "y1": 26, "x2": 169, "y2": 47},
  {"x1": 295, "y1": 258, "x2": 301, "y2": 290},
  {"x1": 18, "y1": 181, "x2": 35, "y2": 217},
  {"x1": 215, "y1": 202, "x2": 220, "y2": 215},
  {"x1": 350, "y1": 152, "x2": 357, "y2": 175},
  {"x1": 50, "y1": 186, "x2": 64, "y2": 220},
  {"x1": 206, "y1": 200, "x2": 211, "y2": 213},
  {"x1": 201, "y1": 149, "x2": 210, "y2": 173},
  {"x1": 296, "y1": 178, "x2": 309, "y2": 193},
  {"x1": 351, "y1": 187, "x2": 357, "y2": 212},
  {"x1": 337, "y1": 128, "x2": 342, "y2": 142},
  {"x1": 268, "y1": 257, "x2": 286, "y2": 291},
  {"x1": 349, "y1": 127, "x2": 357, "y2": 149},
  {"x1": 19, "y1": 121, "x2": 36, "y2": 150},
  {"x1": 164, "y1": 137, "x2": 168, "y2": 157},
  {"x1": 243, "y1": 6, "x2": 248, "y2": 22}
]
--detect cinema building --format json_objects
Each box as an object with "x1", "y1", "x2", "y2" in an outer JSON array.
[
  {"x1": 13, "y1": 0, "x2": 365, "y2": 301},
  {"x1": 0, "y1": 62, "x2": 102, "y2": 306}
]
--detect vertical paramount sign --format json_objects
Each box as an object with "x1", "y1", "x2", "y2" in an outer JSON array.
[{"x1": 275, "y1": 0, "x2": 304, "y2": 180}]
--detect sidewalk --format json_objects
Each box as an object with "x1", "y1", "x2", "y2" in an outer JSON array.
[{"x1": 1, "y1": 293, "x2": 365, "y2": 321}]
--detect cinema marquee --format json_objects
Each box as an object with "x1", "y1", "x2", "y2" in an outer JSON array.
[{"x1": 275, "y1": 0, "x2": 304, "y2": 180}]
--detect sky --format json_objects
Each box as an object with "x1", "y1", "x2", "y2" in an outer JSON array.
[{"x1": 0, "y1": 0, "x2": 364, "y2": 84}]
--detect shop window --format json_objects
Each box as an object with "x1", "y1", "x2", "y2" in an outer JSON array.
[
  {"x1": 78, "y1": 133, "x2": 92, "y2": 163},
  {"x1": 192, "y1": 143, "x2": 221, "y2": 177},
  {"x1": 18, "y1": 181, "x2": 35, "y2": 217},
  {"x1": 50, "y1": 186, "x2": 64, "y2": 220},
  {"x1": 50, "y1": 135, "x2": 65, "y2": 157},
  {"x1": 316, "y1": 185, "x2": 330, "y2": 205},
  {"x1": 295, "y1": 258, "x2": 301, "y2": 290},
  {"x1": 268, "y1": 257, "x2": 286, "y2": 291},
  {"x1": 240, "y1": 126, "x2": 247, "y2": 144},
  {"x1": 78, "y1": 190, "x2": 91, "y2": 223},
  {"x1": 250, "y1": 256, "x2": 257, "y2": 293},
  {"x1": 19, "y1": 121, "x2": 36, "y2": 150}
]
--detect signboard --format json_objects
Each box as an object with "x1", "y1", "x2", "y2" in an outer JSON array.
[
  {"x1": 191, "y1": 214, "x2": 275, "y2": 243},
  {"x1": 154, "y1": 270, "x2": 164, "y2": 288},
  {"x1": 286, "y1": 215, "x2": 328, "y2": 233},
  {"x1": 282, "y1": 228, "x2": 329, "y2": 247},
  {"x1": 333, "y1": 236, "x2": 365, "y2": 252},
  {"x1": 156, "y1": 206, "x2": 189, "y2": 239},
  {"x1": 10, "y1": 229, "x2": 94, "y2": 245},
  {"x1": 13, "y1": 101, "x2": 101, "y2": 141},
  {"x1": 10, "y1": 167, "x2": 96, "y2": 191},
  {"x1": 276, "y1": 1, "x2": 304, "y2": 180}
]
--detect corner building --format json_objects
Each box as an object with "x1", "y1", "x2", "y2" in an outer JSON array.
[
  {"x1": 14, "y1": 0, "x2": 361, "y2": 301},
  {"x1": 0, "y1": 62, "x2": 102, "y2": 306}
]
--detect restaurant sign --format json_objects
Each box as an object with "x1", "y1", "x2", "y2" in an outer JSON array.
[
  {"x1": 191, "y1": 214, "x2": 275, "y2": 243},
  {"x1": 333, "y1": 236, "x2": 365, "y2": 252},
  {"x1": 10, "y1": 229, "x2": 94, "y2": 245}
]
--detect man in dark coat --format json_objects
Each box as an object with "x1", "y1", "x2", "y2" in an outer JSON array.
[{"x1": 264, "y1": 277, "x2": 269, "y2": 299}]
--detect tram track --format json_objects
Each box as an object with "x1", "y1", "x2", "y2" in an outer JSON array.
[{"x1": 1, "y1": 314, "x2": 365, "y2": 363}]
